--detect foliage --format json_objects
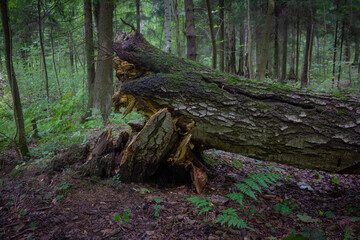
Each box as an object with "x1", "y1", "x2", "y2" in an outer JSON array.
[
  {"x1": 187, "y1": 195, "x2": 215, "y2": 215},
  {"x1": 154, "y1": 197, "x2": 162, "y2": 218},
  {"x1": 112, "y1": 174, "x2": 122, "y2": 189},
  {"x1": 188, "y1": 172, "x2": 284, "y2": 230},
  {"x1": 216, "y1": 208, "x2": 253, "y2": 230}
]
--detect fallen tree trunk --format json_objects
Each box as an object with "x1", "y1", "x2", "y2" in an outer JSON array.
[{"x1": 111, "y1": 32, "x2": 360, "y2": 175}]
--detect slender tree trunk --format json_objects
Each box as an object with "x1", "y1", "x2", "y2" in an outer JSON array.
[
  {"x1": 295, "y1": 15, "x2": 300, "y2": 80},
  {"x1": 0, "y1": 0, "x2": 29, "y2": 159},
  {"x1": 37, "y1": 0, "x2": 50, "y2": 101},
  {"x1": 185, "y1": 0, "x2": 196, "y2": 61},
  {"x1": 219, "y1": 0, "x2": 224, "y2": 71},
  {"x1": 136, "y1": 0, "x2": 141, "y2": 32},
  {"x1": 247, "y1": 0, "x2": 253, "y2": 79},
  {"x1": 164, "y1": 0, "x2": 171, "y2": 53},
  {"x1": 238, "y1": 24, "x2": 244, "y2": 75},
  {"x1": 337, "y1": 20, "x2": 345, "y2": 88},
  {"x1": 172, "y1": 0, "x2": 181, "y2": 57},
  {"x1": 257, "y1": 0, "x2": 274, "y2": 82},
  {"x1": 84, "y1": 0, "x2": 95, "y2": 110},
  {"x1": 50, "y1": 25, "x2": 62, "y2": 99},
  {"x1": 347, "y1": 1, "x2": 352, "y2": 86},
  {"x1": 93, "y1": 0, "x2": 114, "y2": 121},
  {"x1": 301, "y1": 18, "x2": 314, "y2": 88},
  {"x1": 322, "y1": 1, "x2": 327, "y2": 82},
  {"x1": 206, "y1": 0, "x2": 217, "y2": 69},
  {"x1": 332, "y1": 18, "x2": 338, "y2": 87},
  {"x1": 354, "y1": 38, "x2": 359, "y2": 64},
  {"x1": 288, "y1": 23, "x2": 296, "y2": 79},
  {"x1": 273, "y1": 13, "x2": 279, "y2": 79},
  {"x1": 281, "y1": 17, "x2": 288, "y2": 83}
]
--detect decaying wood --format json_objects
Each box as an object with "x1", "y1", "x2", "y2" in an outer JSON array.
[{"x1": 111, "y1": 31, "x2": 360, "y2": 174}]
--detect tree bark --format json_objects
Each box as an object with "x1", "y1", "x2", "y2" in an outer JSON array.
[
  {"x1": 300, "y1": 18, "x2": 314, "y2": 88},
  {"x1": 273, "y1": 12, "x2": 279, "y2": 80},
  {"x1": 37, "y1": 0, "x2": 50, "y2": 102},
  {"x1": 136, "y1": 0, "x2": 141, "y2": 32},
  {"x1": 206, "y1": 0, "x2": 217, "y2": 69},
  {"x1": 295, "y1": 14, "x2": 300, "y2": 80},
  {"x1": 164, "y1": 0, "x2": 171, "y2": 53},
  {"x1": 172, "y1": 0, "x2": 181, "y2": 57},
  {"x1": 84, "y1": 0, "x2": 95, "y2": 110},
  {"x1": 332, "y1": 18, "x2": 338, "y2": 88},
  {"x1": 281, "y1": 17, "x2": 288, "y2": 83},
  {"x1": 185, "y1": 0, "x2": 196, "y2": 61},
  {"x1": 257, "y1": 0, "x2": 274, "y2": 82},
  {"x1": 219, "y1": 0, "x2": 224, "y2": 71},
  {"x1": 0, "y1": 0, "x2": 29, "y2": 159},
  {"x1": 50, "y1": 25, "x2": 62, "y2": 99},
  {"x1": 322, "y1": 0, "x2": 327, "y2": 83},
  {"x1": 337, "y1": 20, "x2": 345, "y2": 88},
  {"x1": 93, "y1": 0, "x2": 114, "y2": 121},
  {"x1": 112, "y1": 32, "x2": 360, "y2": 174},
  {"x1": 226, "y1": 6, "x2": 236, "y2": 73},
  {"x1": 246, "y1": 0, "x2": 253, "y2": 79},
  {"x1": 238, "y1": 24, "x2": 245, "y2": 76}
]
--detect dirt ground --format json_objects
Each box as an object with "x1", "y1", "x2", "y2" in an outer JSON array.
[{"x1": 1, "y1": 146, "x2": 360, "y2": 240}]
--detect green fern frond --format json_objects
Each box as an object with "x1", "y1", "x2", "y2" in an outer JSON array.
[
  {"x1": 243, "y1": 178, "x2": 262, "y2": 193},
  {"x1": 249, "y1": 174, "x2": 269, "y2": 188},
  {"x1": 234, "y1": 183, "x2": 257, "y2": 200},
  {"x1": 216, "y1": 208, "x2": 254, "y2": 230},
  {"x1": 226, "y1": 192, "x2": 244, "y2": 205}
]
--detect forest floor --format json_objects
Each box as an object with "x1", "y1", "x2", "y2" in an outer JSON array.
[{"x1": 0, "y1": 128, "x2": 360, "y2": 240}]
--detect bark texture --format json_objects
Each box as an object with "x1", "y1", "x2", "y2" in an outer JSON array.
[
  {"x1": 0, "y1": 0, "x2": 29, "y2": 159},
  {"x1": 185, "y1": 0, "x2": 196, "y2": 61},
  {"x1": 112, "y1": 32, "x2": 360, "y2": 174}
]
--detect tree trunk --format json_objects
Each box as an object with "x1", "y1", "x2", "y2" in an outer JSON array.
[
  {"x1": 247, "y1": 0, "x2": 253, "y2": 79},
  {"x1": 206, "y1": 0, "x2": 217, "y2": 69},
  {"x1": 164, "y1": 0, "x2": 171, "y2": 53},
  {"x1": 332, "y1": 19, "x2": 338, "y2": 87},
  {"x1": 281, "y1": 17, "x2": 288, "y2": 83},
  {"x1": 322, "y1": 0, "x2": 327, "y2": 83},
  {"x1": 112, "y1": 32, "x2": 360, "y2": 175},
  {"x1": 238, "y1": 24, "x2": 245, "y2": 76},
  {"x1": 226, "y1": 6, "x2": 236, "y2": 73},
  {"x1": 273, "y1": 13, "x2": 279, "y2": 80},
  {"x1": 50, "y1": 25, "x2": 62, "y2": 99},
  {"x1": 337, "y1": 20, "x2": 345, "y2": 88},
  {"x1": 0, "y1": 0, "x2": 30, "y2": 159},
  {"x1": 172, "y1": 0, "x2": 181, "y2": 57},
  {"x1": 136, "y1": 0, "x2": 141, "y2": 32},
  {"x1": 295, "y1": 15, "x2": 300, "y2": 80},
  {"x1": 288, "y1": 22, "x2": 296, "y2": 80},
  {"x1": 185, "y1": 0, "x2": 196, "y2": 61},
  {"x1": 301, "y1": 18, "x2": 314, "y2": 88},
  {"x1": 84, "y1": 0, "x2": 95, "y2": 110},
  {"x1": 219, "y1": 0, "x2": 224, "y2": 71},
  {"x1": 93, "y1": 0, "x2": 114, "y2": 121},
  {"x1": 37, "y1": 0, "x2": 50, "y2": 102},
  {"x1": 257, "y1": 0, "x2": 274, "y2": 82}
]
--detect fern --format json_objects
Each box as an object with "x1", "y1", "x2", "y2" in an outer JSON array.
[
  {"x1": 242, "y1": 178, "x2": 262, "y2": 193},
  {"x1": 226, "y1": 192, "x2": 244, "y2": 205},
  {"x1": 187, "y1": 196, "x2": 215, "y2": 215},
  {"x1": 216, "y1": 208, "x2": 254, "y2": 230},
  {"x1": 234, "y1": 183, "x2": 257, "y2": 200}
]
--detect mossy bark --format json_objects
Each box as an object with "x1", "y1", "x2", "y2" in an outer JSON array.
[{"x1": 112, "y1": 32, "x2": 360, "y2": 174}]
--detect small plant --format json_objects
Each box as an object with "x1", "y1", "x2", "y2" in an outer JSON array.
[
  {"x1": 123, "y1": 209, "x2": 131, "y2": 223},
  {"x1": 275, "y1": 199, "x2": 293, "y2": 215},
  {"x1": 54, "y1": 182, "x2": 71, "y2": 201},
  {"x1": 112, "y1": 174, "x2": 122, "y2": 188},
  {"x1": 154, "y1": 197, "x2": 162, "y2": 217},
  {"x1": 187, "y1": 195, "x2": 215, "y2": 215},
  {"x1": 331, "y1": 177, "x2": 340, "y2": 184},
  {"x1": 114, "y1": 213, "x2": 121, "y2": 222},
  {"x1": 216, "y1": 208, "x2": 253, "y2": 230},
  {"x1": 29, "y1": 222, "x2": 36, "y2": 231},
  {"x1": 18, "y1": 209, "x2": 27, "y2": 216}
]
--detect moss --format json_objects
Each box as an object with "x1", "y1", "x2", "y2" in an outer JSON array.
[{"x1": 257, "y1": 102, "x2": 271, "y2": 109}]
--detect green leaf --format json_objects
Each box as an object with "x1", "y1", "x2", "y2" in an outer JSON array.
[
  {"x1": 243, "y1": 178, "x2": 262, "y2": 193},
  {"x1": 114, "y1": 213, "x2": 121, "y2": 222},
  {"x1": 234, "y1": 183, "x2": 257, "y2": 200},
  {"x1": 226, "y1": 192, "x2": 244, "y2": 205}
]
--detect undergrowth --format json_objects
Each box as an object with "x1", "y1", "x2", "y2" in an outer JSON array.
[{"x1": 188, "y1": 172, "x2": 283, "y2": 230}]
